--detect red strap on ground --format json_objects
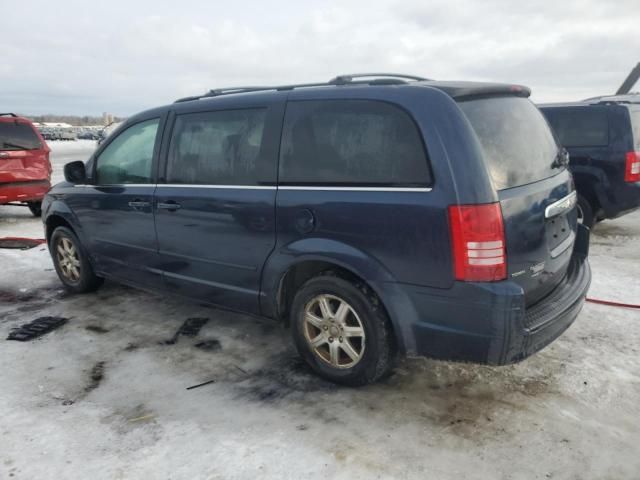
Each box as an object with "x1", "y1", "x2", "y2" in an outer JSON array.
[
  {"x1": 0, "y1": 237, "x2": 47, "y2": 249},
  {"x1": 586, "y1": 298, "x2": 640, "y2": 309}
]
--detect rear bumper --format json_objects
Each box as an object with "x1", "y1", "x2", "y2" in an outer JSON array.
[
  {"x1": 378, "y1": 225, "x2": 592, "y2": 364},
  {"x1": 0, "y1": 180, "x2": 51, "y2": 204}
]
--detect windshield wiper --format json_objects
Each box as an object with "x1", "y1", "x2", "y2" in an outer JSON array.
[{"x1": 551, "y1": 147, "x2": 570, "y2": 169}]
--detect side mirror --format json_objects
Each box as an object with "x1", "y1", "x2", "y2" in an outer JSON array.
[{"x1": 64, "y1": 161, "x2": 87, "y2": 184}]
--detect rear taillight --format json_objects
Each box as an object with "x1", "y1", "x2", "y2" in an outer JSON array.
[
  {"x1": 625, "y1": 152, "x2": 640, "y2": 183},
  {"x1": 448, "y1": 203, "x2": 507, "y2": 282}
]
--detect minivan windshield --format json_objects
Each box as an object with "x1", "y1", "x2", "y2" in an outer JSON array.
[
  {"x1": 0, "y1": 122, "x2": 42, "y2": 151},
  {"x1": 458, "y1": 96, "x2": 560, "y2": 190}
]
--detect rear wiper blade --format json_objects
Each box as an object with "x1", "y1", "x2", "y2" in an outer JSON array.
[
  {"x1": 551, "y1": 147, "x2": 570, "y2": 169},
  {"x1": 2, "y1": 141, "x2": 32, "y2": 150}
]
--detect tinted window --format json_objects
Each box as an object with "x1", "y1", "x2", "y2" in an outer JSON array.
[
  {"x1": 0, "y1": 122, "x2": 41, "y2": 150},
  {"x1": 96, "y1": 118, "x2": 159, "y2": 184},
  {"x1": 629, "y1": 107, "x2": 640, "y2": 150},
  {"x1": 458, "y1": 97, "x2": 559, "y2": 190},
  {"x1": 279, "y1": 100, "x2": 430, "y2": 186},
  {"x1": 167, "y1": 109, "x2": 267, "y2": 185},
  {"x1": 542, "y1": 107, "x2": 609, "y2": 147}
]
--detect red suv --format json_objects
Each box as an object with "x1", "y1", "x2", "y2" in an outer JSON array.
[{"x1": 0, "y1": 113, "x2": 52, "y2": 216}]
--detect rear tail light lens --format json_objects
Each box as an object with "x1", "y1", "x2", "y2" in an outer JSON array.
[
  {"x1": 625, "y1": 152, "x2": 640, "y2": 182},
  {"x1": 448, "y1": 203, "x2": 507, "y2": 282}
]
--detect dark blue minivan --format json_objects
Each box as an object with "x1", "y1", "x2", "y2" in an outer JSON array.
[
  {"x1": 540, "y1": 95, "x2": 640, "y2": 227},
  {"x1": 43, "y1": 74, "x2": 591, "y2": 385}
]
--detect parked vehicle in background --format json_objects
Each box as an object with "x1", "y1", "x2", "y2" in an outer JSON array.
[
  {"x1": 43, "y1": 74, "x2": 591, "y2": 385},
  {"x1": 540, "y1": 94, "x2": 640, "y2": 227},
  {"x1": 1, "y1": 113, "x2": 52, "y2": 216},
  {"x1": 58, "y1": 128, "x2": 77, "y2": 141}
]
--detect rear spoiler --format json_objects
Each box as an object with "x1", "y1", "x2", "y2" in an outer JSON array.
[{"x1": 426, "y1": 82, "x2": 531, "y2": 101}]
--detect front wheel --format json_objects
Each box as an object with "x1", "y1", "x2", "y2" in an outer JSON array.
[
  {"x1": 290, "y1": 274, "x2": 395, "y2": 386},
  {"x1": 50, "y1": 226, "x2": 103, "y2": 293},
  {"x1": 27, "y1": 201, "x2": 42, "y2": 217}
]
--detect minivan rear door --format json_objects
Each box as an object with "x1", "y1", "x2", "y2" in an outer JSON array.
[{"x1": 458, "y1": 97, "x2": 577, "y2": 305}]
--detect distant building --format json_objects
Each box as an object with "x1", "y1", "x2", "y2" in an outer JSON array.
[{"x1": 102, "y1": 112, "x2": 114, "y2": 125}]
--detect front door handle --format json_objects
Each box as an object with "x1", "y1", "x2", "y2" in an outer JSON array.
[
  {"x1": 128, "y1": 200, "x2": 150, "y2": 208},
  {"x1": 157, "y1": 201, "x2": 182, "y2": 211}
]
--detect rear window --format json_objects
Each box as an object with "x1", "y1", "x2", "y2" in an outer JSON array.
[
  {"x1": 542, "y1": 107, "x2": 609, "y2": 147},
  {"x1": 458, "y1": 97, "x2": 559, "y2": 190},
  {"x1": 279, "y1": 100, "x2": 431, "y2": 186},
  {"x1": 630, "y1": 107, "x2": 640, "y2": 150},
  {"x1": 0, "y1": 122, "x2": 42, "y2": 150}
]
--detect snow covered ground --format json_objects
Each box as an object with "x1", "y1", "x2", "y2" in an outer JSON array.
[{"x1": 1, "y1": 141, "x2": 639, "y2": 479}]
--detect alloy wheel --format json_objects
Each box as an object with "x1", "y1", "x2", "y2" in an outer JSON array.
[
  {"x1": 303, "y1": 294, "x2": 366, "y2": 369},
  {"x1": 56, "y1": 237, "x2": 81, "y2": 282}
]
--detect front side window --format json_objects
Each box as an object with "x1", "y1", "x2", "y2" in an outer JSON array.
[
  {"x1": 542, "y1": 107, "x2": 609, "y2": 148},
  {"x1": 279, "y1": 100, "x2": 431, "y2": 186},
  {"x1": 166, "y1": 109, "x2": 267, "y2": 185},
  {"x1": 95, "y1": 118, "x2": 159, "y2": 184}
]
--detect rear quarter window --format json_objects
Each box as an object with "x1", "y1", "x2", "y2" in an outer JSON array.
[
  {"x1": 458, "y1": 97, "x2": 560, "y2": 190},
  {"x1": 279, "y1": 100, "x2": 431, "y2": 186},
  {"x1": 0, "y1": 122, "x2": 42, "y2": 150},
  {"x1": 629, "y1": 107, "x2": 640, "y2": 150},
  {"x1": 542, "y1": 107, "x2": 609, "y2": 148}
]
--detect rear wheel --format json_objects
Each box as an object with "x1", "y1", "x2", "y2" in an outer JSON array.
[
  {"x1": 27, "y1": 201, "x2": 42, "y2": 217},
  {"x1": 290, "y1": 274, "x2": 394, "y2": 386},
  {"x1": 50, "y1": 226, "x2": 103, "y2": 293},
  {"x1": 576, "y1": 194, "x2": 594, "y2": 228}
]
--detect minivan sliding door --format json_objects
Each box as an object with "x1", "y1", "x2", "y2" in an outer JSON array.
[{"x1": 154, "y1": 103, "x2": 283, "y2": 313}]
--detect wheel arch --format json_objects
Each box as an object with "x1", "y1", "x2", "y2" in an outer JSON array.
[
  {"x1": 44, "y1": 201, "x2": 83, "y2": 244},
  {"x1": 260, "y1": 240, "x2": 407, "y2": 351},
  {"x1": 571, "y1": 167, "x2": 608, "y2": 216}
]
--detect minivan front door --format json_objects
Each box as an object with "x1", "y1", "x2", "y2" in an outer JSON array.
[
  {"x1": 154, "y1": 104, "x2": 283, "y2": 313},
  {"x1": 66, "y1": 117, "x2": 163, "y2": 287}
]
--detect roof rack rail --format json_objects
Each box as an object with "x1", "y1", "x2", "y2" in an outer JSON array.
[
  {"x1": 0, "y1": 113, "x2": 18, "y2": 117},
  {"x1": 174, "y1": 73, "x2": 430, "y2": 103},
  {"x1": 582, "y1": 92, "x2": 640, "y2": 104},
  {"x1": 329, "y1": 73, "x2": 430, "y2": 84}
]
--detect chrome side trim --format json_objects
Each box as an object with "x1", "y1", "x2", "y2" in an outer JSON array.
[
  {"x1": 157, "y1": 184, "x2": 277, "y2": 190},
  {"x1": 72, "y1": 184, "x2": 432, "y2": 192},
  {"x1": 545, "y1": 191, "x2": 577, "y2": 219},
  {"x1": 73, "y1": 184, "x2": 155, "y2": 188},
  {"x1": 278, "y1": 186, "x2": 432, "y2": 192}
]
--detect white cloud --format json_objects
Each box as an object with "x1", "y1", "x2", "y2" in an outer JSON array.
[{"x1": 1, "y1": 0, "x2": 639, "y2": 115}]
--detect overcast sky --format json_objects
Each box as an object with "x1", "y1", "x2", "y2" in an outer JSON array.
[{"x1": 1, "y1": 0, "x2": 639, "y2": 116}]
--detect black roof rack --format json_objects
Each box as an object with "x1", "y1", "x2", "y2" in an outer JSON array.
[
  {"x1": 582, "y1": 92, "x2": 640, "y2": 104},
  {"x1": 0, "y1": 113, "x2": 18, "y2": 117},
  {"x1": 174, "y1": 73, "x2": 430, "y2": 103}
]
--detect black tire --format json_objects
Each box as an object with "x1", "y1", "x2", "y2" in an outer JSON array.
[
  {"x1": 577, "y1": 194, "x2": 594, "y2": 228},
  {"x1": 290, "y1": 274, "x2": 395, "y2": 386},
  {"x1": 27, "y1": 201, "x2": 42, "y2": 217},
  {"x1": 50, "y1": 226, "x2": 103, "y2": 293}
]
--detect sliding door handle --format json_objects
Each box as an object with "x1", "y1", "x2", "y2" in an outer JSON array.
[{"x1": 157, "y1": 201, "x2": 182, "y2": 211}]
